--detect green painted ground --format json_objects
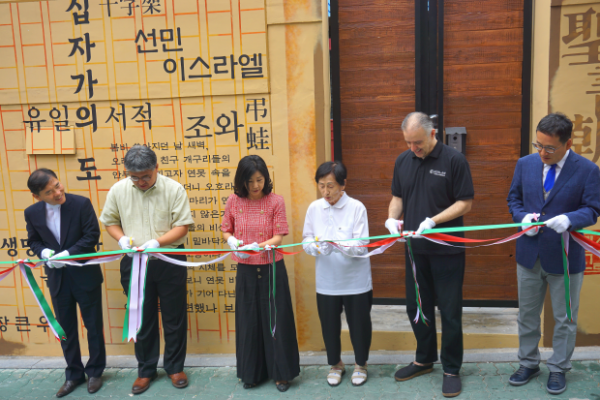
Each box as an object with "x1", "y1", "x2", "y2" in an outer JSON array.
[{"x1": 1, "y1": 362, "x2": 600, "y2": 399}]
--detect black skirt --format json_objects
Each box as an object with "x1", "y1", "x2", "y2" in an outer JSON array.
[{"x1": 235, "y1": 259, "x2": 300, "y2": 383}]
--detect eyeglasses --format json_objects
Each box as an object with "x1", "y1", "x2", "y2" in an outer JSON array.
[
  {"x1": 532, "y1": 142, "x2": 564, "y2": 154},
  {"x1": 126, "y1": 172, "x2": 154, "y2": 182}
]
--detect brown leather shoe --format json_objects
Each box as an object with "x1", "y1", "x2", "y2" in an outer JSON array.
[
  {"x1": 56, "y1": 378, "x2": 85, "y2": 398},
  {"x1": 87, "y1": 376, "x2": 102, "y2": 394},
  {"x1": 169, "y1": 371, "x2": 188, "y2": 388},
  {"x1": 132, "y1": 373, "x2": 157, "y2": 394}
]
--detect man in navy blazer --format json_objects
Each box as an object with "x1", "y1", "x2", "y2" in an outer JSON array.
[
  {"x1": 507, "y1": 113, "x2": 600, "y2": 395},
  {"x1": 25, "y1": 168, "x2": 106, "y2": 397}
]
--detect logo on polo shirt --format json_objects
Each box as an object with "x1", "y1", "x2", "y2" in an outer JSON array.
[{"x1": 429, "y1": 169, "x2": 446, "y2": 177}]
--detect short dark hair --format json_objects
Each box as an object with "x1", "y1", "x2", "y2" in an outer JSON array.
[
  {"x1": 536, "y1": 113, "x2": 573, "y2": 144},
  {"x1": 234, "y1": 155, "x2": 273, "y2": 198},
  {"x1": 315, "y1": 161, "x2": 347, "y2": 185},
  {"x1": 124, "y1": 145, "x2": 157, "y2": 172},
  {"x1": 27, "y1": 168, "x2": 58, "y2": 195}
]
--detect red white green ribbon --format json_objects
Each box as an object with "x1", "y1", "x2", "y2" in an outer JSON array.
[
  {"x1": 406, "y1": 238, "x2": 428, "y2": 325},
  {"x1": 122, "y1": 253, "x2": 149, "y2": 342},
  {"x1": 0, "y1": 261, "x2": 66, "y2": 341},
  {"x1": 0, "y1": 221, "x2": 591, "y2": 336},
  {"x1": 121, "y1": 251, "x2": 238, "y2": 342},
  {"x1": 561, "y1": 232, "x2": 573, "y2": 322},
  {"x1": 269, "y1": 248, "x2": 277, "y2": 338},
  {"x1": 19, "y1": 262, "x2": 67, "y2": 341}
]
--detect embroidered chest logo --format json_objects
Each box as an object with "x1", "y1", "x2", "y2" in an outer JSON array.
[{"x1": 429, "y1": 169, "x2": 446, "y2": 177}]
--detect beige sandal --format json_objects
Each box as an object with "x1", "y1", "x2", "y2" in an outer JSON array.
[
  {"x1": 327, "y1": 365, "x2": 345, "y2": 387},
  {"x1": 352, "y1": 365, "x2": 368, "y2": 386}
]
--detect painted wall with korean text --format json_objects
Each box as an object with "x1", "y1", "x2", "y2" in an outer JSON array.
[{"x1": 0, "y1": 0, "x2": 330, "y2": 355}]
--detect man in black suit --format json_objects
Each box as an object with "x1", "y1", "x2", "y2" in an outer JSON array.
[{"x1": 25, "y1": 168, "x2": 106, "y2": 397}]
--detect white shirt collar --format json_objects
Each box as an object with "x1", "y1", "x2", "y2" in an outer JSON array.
[
  {"x1": 322, "y1": 192, "x2": 349, "y2": 209},
  {"x1": 46, "y1": 202, "x2": 61, "y2": 211},
  {"x1": 545, "y1": 150, "x2": 570, "y2": 168}
]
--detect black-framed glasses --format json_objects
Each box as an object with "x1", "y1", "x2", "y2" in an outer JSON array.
[{"x1": 532, "y1": 142, "x2": 564, "y2": 154}]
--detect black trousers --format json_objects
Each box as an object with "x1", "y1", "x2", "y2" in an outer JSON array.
[
  {"x1": 51, "y1": 271, "x2": 106, "y2": 381},
  {"x1": 405, "y1": 250, "x2": 465, "y2": 375},
  {"x1": 235, "y1": 260, "x2": 300, "y2": 384},
  {"x1": 120, "y1": 252, "x2": 188, "y2": 377},
  {"x1": 316, "y1": 290, "x2": 373, "y2": 366}
]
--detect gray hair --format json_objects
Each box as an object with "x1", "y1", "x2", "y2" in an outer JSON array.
[
  {"x1": 401, "y1": 112, "x2": 434, "y2": 134},
  {"x1": 124, "y1": 145, "x2": 157, "y2": 172}
]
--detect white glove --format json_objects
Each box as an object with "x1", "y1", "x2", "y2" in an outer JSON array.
[
  {"x1": 385, "y1": 218, "x2": 402, "y2": 235},
  {"x1": 336, "y1": 241, "x2": 367, "y2": 257},
  {"x1": 415, "y1": 217, "x2": 436, "y2": 236},
  {"x1": 138, "y1": 239, "x2": 160, "y2": 250},
  {"x1": 118, "y1": 236, "x2": 133, "y2": 250},
  {"x1": 119, "y1": 236, "x2": 135, "y2": 257},
  {"x1": 41, "y1": 248, "x2": 54, "y2": 260},
  {"x1": 49, "y1": 250, "x2": 69, "y2": 269},
  {"x1": 304, "y1": 243, "x2": 319, "y2": 257},
  {"x1": 317, "y1": 242, "x2": 333, "y2": 256},
  {"x1": 546, "y1": 215, "x2": 571, "y2": 234},
  {"x1": 521, "y1": 213, "x2": 540, "y2": 237},
  {"x1": 235, "y1": 242, "x2": 259, "y2": 259},
  {"x1": 227, "y1": 236, "x2": 242, "y2": 250},
  {"x1": 41, "y1": 249, "x2": 56, "y2": 268},
  {"x1": 302, "y1": 238, "x2": 319, "y2": 257}
]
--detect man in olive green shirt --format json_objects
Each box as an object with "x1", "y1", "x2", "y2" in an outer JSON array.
[{"x1": 100, "y1": 145, "x2": 193, "y2": 394}]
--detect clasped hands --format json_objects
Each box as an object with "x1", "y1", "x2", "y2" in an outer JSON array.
[
  {"x1": 41, "y1": 249, "x2": 69, "y2": 269},
  {"x1": 227, "y1": 236, "x2": 261, "y2": 259},
  {"x1": 118, "y1": 236, "x2": 161, "y2": 257},
  {"x1": 522, "y1": 213, "x2": 571, "y2": 235},
  {"x1": 385, "y1": 217, "x2": 435, "y2": 236},
  {"x1": 303, "y1": 237, "x2": 366, "y2": 257}
]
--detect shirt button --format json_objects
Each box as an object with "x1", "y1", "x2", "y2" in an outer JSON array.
[
  {"x1": 258, "y1": 275, "x2": 262, "y2": 279},
  {"x1": 540, "y1": 229, "x2": 544, "y2": 233},
  {"x1": 259, "y1": 233, "x2": 263, "y2": 236},
  {"x1": 239, "y1": 209, "x2": 243, "y2": 213},
  {"x1": 276, "y1": 224, "x2": 280, "y2": 228},
  {"x1": 541, "y1": 212, "x2": 546, "y2": 216},
  {"x1": 257, "y1": 268, "x2": 261, "y2": 272}
]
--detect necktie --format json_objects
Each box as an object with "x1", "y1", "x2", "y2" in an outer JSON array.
[{"x1": 544, "y1": 164, "x2": 557, "y2": 193}]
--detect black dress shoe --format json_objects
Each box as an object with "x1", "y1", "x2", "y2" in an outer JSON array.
[
  {"x1": 56, "y1": 378, "x2": 86, "y2": 398},
  {"x1": 394, "y1": 362, "x2": 433, "y2": 381},
  {"x1": 87, "y1": 376, "x2": 102, "y2": 394},
  {"x1": 509, "y1": 365, "x2": 541, "y2": 386},
  {"x1": 275, "y1": 381, "x2": 291, "y2": 392},
  {"x1": 442, "y1": 374, "x2": 462, "y2": 398}
]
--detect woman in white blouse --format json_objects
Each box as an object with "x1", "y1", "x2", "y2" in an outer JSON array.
[{"x1": 302, "y1": 161, "x2": 373, "y2": 387}]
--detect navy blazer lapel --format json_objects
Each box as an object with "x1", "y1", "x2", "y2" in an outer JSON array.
[
  {"x1": 36, "y1": 201, "x2": 60, "y2": 249},
  {"x1": 545, "y1": 151, "x2": 578, "y2": 205},
  {"x1": 59, "y1": 194, "x2": 72, "y2": 249}
]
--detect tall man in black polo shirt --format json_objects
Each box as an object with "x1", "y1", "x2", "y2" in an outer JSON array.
[{"x1": 386, "y1": 112, "x2": 474, "y2": 398}]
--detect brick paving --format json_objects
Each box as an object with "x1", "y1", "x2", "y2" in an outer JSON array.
[{"x1": 2, "y1": 361, "x2": 600, "y2": 399}]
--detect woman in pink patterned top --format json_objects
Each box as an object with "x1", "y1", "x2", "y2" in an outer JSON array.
[{"x1": 221, "y1": 155, "x2": 300, "y2": 392}]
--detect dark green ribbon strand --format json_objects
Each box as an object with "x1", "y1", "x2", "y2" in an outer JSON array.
[
  {"x1": 561, "y1": 235, "x2": 573, "y2": 321},
  {"x1": 122, "y1": 255, "x2": 136, "y2": 342},
  {"x1": 406, "y1": 239, "x2": 427, "y2": 325},
  {"x1": 23, "y1": 266, "x2": 67, "y2": 341},
  {"x1": 269, "y1": 248, "x2": 277, "y2": 338}
]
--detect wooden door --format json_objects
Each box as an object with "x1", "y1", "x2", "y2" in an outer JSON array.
[{"x1": 338, "y1": 0, "x2": 526, "y2": 302}]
